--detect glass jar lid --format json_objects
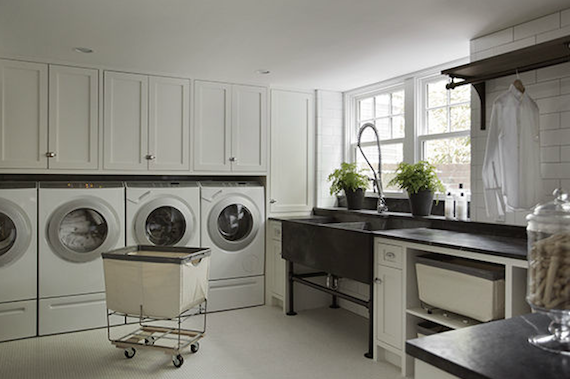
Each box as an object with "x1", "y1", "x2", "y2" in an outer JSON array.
[{"x1": 527, "y1": 188, "x2": 570, "y2": 225}]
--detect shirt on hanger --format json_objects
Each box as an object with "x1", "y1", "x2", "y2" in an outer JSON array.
[{"x1": 482, "y1": 84, "x2": 541, "y2": 219}]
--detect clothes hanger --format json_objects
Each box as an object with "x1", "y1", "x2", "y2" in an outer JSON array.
[{"x1": 513, "y1": 69, "x2": 525, "y2": 93}]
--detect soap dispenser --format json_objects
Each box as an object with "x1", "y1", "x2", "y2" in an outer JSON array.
[
  {"x1": 456, "y1": 183, "x2": 468, "y2": 221},
  {"x1": 445, "y1": 191, "x2": 455, "y2": 220}
]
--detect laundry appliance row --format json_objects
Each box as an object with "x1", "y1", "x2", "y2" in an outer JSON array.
[{"x1": 0, "y1": 181, "x2": 265, "y2": 342}]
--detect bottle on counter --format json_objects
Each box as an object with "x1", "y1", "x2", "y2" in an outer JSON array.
[
  {"x1": 456, "y1": 183, "x2": 468, "y2": 221},
  {"x1": 445, "y1": 191, "x2": 455, "y2": 220}
]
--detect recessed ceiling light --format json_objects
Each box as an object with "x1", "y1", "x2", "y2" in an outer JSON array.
[
  {"x1": 73, "y1": 47, "x2": 93, "y2": 54},
  {"x1": 255, "y1": 69, "x2": 271, "y2": 75}
]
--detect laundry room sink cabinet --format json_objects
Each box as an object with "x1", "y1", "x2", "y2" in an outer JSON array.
[
  {"x1": 103, "y1": 71, "x2": 190, "y2": 172},
  {"x1": 193, "y1": 81, "x2": 267, "y2": 173}
]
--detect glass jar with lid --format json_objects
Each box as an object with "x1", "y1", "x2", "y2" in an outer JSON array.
[{"x1": 526, "y1": 188, "x2": 570, "y2": 354}]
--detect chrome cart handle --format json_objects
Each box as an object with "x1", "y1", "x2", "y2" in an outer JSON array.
[
  {"x1": 145, "y1": 154, "x2": 156, "y2": 160},
  {"x1": 374, "y1": 278, "x2": 382, "y2": 284},
  {"x1": 46, "y1": 152, "x2": 56, "y2": 158}
]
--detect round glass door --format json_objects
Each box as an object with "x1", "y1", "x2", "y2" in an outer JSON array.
[
  {"x1": 0, "y1": 212, "x2": 17, "y2": 257},
  {"x1": 145, "y1": 206, "x2": 186, "y2": 246},
  {"x1": 58, "y1": 209, "x2": 108, "y2": 253},
  {"x1": 217, "y1": 204, "x2": 253, "y2": 242}
]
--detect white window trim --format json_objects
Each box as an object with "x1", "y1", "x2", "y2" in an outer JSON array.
[{"x1": 344, "y1": 57, "x2": 469, "y2": 198}]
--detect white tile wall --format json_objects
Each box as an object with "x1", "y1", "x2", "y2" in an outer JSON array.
[
  {"x1": 470, "y1": 8, "x2": 570, "y2": 226},
  {"x1": 316, "y1": 90, "x2": 344, "y2": 207}
]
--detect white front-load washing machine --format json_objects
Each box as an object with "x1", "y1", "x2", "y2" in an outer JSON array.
[
  {"x1": 0, "y1": 183, "x2": 37, "y2": 342},
  {"x1": 38, "y1": 182, "x2": 125, "y2": 335},
  {"x1": 201, "y1": 182, "x2": 265, "y2": 312},
  {"x1": 126, "y1": 182, "x2": 200, "y2": 247}
]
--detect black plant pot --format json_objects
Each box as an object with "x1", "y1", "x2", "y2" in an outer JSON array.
[
  {"x1": 345, "y1": 188, "x2": 365, "y2": 210},
  {"x1": 408, "y1": 190, "x2": 434, "y2": 216}
]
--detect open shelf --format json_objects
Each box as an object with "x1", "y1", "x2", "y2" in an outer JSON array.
[
  {"x1": 406, "y1": 307, "x2": 482, "y2": 330},
  {"x1": 441, "y1": 35, "x2": 570, "y2": 130}
]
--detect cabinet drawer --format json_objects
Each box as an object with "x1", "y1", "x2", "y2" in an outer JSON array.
[
  {"x1": 377, "y1": 242, "x2": 403, "y2": 269},
  {"x1": 270, "y1": 222, "x2": 282, "y2": 241}
]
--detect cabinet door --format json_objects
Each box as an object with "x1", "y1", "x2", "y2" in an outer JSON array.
[
  {"x1": 269, "y1": 89, "x2": 315, "y2": 213},
  {"x1": 148, "y1": 76, "x2": 190, "y2": 171},
  {"x1": 48, "y1": 65, "x2": 98, "y2": 170},
  {"x1": 376, "y1": 265, "x2": 403, "y2": 350},
  {"x1": 103, "y1": 71, "x2": 148, "y2": 170},
  {"x1": 0, "y1": 59, "x2": 48, "y2": 169},
  {"x1": 231, "y1": 85, "x2": 267, "y2": 172},
  {"x1": 193, "y1": 81, "x2": 231, "y2": 172}
]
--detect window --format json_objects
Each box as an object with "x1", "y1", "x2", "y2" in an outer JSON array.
[
  {"x1": 419, "y1": 76, "x2": 471, "y2": 192},
  {"x1": 352, "y1": 87, "x2": 405, "y2": 192}
]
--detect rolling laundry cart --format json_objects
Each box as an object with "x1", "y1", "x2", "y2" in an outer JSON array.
[{"x1": 102, "y1": 245, "x2": 210, "y2": 368}]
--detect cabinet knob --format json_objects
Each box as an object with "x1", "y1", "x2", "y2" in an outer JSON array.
[
  {"x1": 270, "y1": 199, "x2": 277, "y2": 204},
  {"x1": 145, "y1": 154, "x2": 156, "y2": 160},
  {"x1": 385, "y1": 252, "x2": 396, "y2": 260},
  {"x1": 229, "y1": 157, "x2": 237, "y2": 162},
  {"x1": 374, "y1": 278, "x2": 383, "y2": 284},
  {"x1": 46, "y1": 152, "x2": 56, "y2": 158}
]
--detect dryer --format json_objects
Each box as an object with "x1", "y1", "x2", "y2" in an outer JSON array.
[
  {"x1": 0, "y1": 183, "x2": 37, "y2": 342},
  {"x1": 126, "y1": 182, "x2": 200, "y2": 247},
  {"x1": 38, "y1": 182, "x2": 125, "y2": 335},
  {"x1": 201, "y1": 182, "x2": 265, "y2": 312}
]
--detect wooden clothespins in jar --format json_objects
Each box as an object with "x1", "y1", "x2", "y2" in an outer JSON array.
[{"x1": 513, "y1": 68, "x2": 525, "y2": 93}]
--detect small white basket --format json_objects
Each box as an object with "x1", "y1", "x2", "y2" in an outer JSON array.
[{"x1": 102, "y1": 246, "x2": 210, "y2": 319}]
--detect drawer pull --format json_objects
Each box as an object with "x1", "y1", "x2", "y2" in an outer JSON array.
[
  {"x1": 270, "y1": 199, "x2": 277, "y2": 204},
  {"x1": 385, "y1": 252, "x2": 396, "y2": 260},
  {"x1": 374, "y1": 278, "x2": 383, "y2": 284},
  {"x1": 46, "y1": 152, "x2": 56, "y2": 158}
]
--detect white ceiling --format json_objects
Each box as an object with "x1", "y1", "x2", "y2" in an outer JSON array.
[{"x1": 0, "y1": 0, "x2": 568, "y2": 91}]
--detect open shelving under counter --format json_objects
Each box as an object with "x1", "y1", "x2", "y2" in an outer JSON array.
[{"x1": 406, "y1": 307, "x2": 481, "y2": 331}]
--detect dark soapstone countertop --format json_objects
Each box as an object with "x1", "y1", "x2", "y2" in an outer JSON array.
[
  {"x1": 374, "y1": 227, "x2": 527, "y2": 260},
  {"x1": 406, "y1": 312, "x2": 570, "y2": 379}
]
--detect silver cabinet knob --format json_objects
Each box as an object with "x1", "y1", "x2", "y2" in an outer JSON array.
[
  {"x1": 229, "y1": 157, "x2": 237, "y2": 162},
  {"x1": 270, "y1": 199, "x2": 277, "y2": 204},
  {"x1": 145, "y1": 154, "x2": 156, "y2": 160},
  {"x1": 46, "y1": 152, "x2": 56, "y2": 158},
  {"x1": 374, "y1": 278, "x2": 383, "y2": 284}
]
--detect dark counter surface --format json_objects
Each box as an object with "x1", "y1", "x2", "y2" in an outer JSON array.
[
  {"x1": 271, "y1": 208, "x2": 527, "y2": 260},
  {"x1": 406, "y1": 312, "x2": 570, "y2": 379},
  {"x1": 374, "y1": 227, "x2": 526, "y2": 260}
]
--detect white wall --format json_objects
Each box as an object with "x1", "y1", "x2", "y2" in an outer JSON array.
[
  {"x1": 316, "y1": 90, "x2": 344, "y2": 207},
  {"x1": 469, "y1": 8, "x2": 570, "y2": 225}
]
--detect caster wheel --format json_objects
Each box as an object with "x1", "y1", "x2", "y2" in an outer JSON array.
[
  {"x1": 172, "y1": 354, "x2": 184, "y2": 368},
  {"x1": 144, "y1": 336, "x2": 155, "y2": 345},
  {"x1": 190, "y1": 342, "x2": 200, "y2": 353},
  {"x1": 124, "y1": 347, "x2": 136, "y2": 359}
]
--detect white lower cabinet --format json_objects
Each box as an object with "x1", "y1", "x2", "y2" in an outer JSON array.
[
  {"x1": 374, "y1": 241, "x2": 404, "y2": 366},
  {"x1": 266, "y1": 220, "x2": 285, "y2": 308}
]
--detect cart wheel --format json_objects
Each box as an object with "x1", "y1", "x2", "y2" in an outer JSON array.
[
  {"x1": 172, "y1": 354, "x2": 184, "y2": 368},
  {"x1": 124, "y1": 347, "x2": 136, "y2": 359},
  {"x1": 190, "y1": 342, "x2": 200, "y2": 353},
  {"x1": 144, "y1": 336, "x2": 155, "y2": 346}
]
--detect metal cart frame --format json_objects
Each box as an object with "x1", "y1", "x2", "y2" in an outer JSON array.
[{"x1": 107, "y1": 301, "x2": 207, "y2": 368}]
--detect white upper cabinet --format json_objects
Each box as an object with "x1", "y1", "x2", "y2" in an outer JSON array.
[
  {"x1": 194, "y1": 81, "x2": 267, "y2": 173},
  {"x1": 48, "y1": 65, "x2": 99, "y2": 170},
  {"x1": 104, "y1": 71, "x2": 149, "y2": 171},
  {"x1": 269, "y1": 89, "x2": 315, "y2": 214},
  {"x1": 148, "y1": 76, "x2": 190, "y2": 171},
  {"x1": 232, "y1": 85, "x2": 267, "y2": 172},
  {"x1": 0, "y1": 59, "x2": 48, "y2": 169},
  {"x1": 104, "y1": 71, "x2": 190, "y2": 171}
]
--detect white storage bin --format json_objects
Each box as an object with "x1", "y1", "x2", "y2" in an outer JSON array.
[
  {"x1": 102, "y1": 246, "x2": 210, "y2": 319},
  {"x1": 416, "y1": 254, "x2": 505, "y2": 322}
]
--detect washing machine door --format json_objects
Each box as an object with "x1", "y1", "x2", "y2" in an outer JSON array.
[
  {"x1": 47, "y1": 198, "x2": 120, "y2": 263},
  {"x1": 134, "y1": 198, "x2": 195, "y2": 246},
  {"x1": 207, "y1": 195, "x2": 260, "y2": 252},
  {"x1": 0, "y1": 199, "x2": 32, "y2": 267}
]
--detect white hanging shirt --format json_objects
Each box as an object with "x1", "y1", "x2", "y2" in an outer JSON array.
[{"x1": 482, "y1": 84, "x2": 541, "y2": 219}]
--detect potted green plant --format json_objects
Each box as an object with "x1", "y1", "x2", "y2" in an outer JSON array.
[
  {"x1": 328, "y1": 162, "x2": 370, "y2": 210},
  {"x1": 388, "y1": 161, "x2": 444, "y2": 216}
]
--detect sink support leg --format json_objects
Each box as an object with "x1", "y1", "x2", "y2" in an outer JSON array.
[
  {"x1": 364, "y1": 283, "x2": 374, "y2": 359},
  {"x1": 286, "y1": 260, "x2": 297, "y2": 316},
  {"x1": 330, "y1": 295, "x2": 340, "y2": 309}
]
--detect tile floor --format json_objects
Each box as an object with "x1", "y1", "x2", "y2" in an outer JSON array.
[{"x1": 0, "y1": 305, "x2": 403, "y2": 379}]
